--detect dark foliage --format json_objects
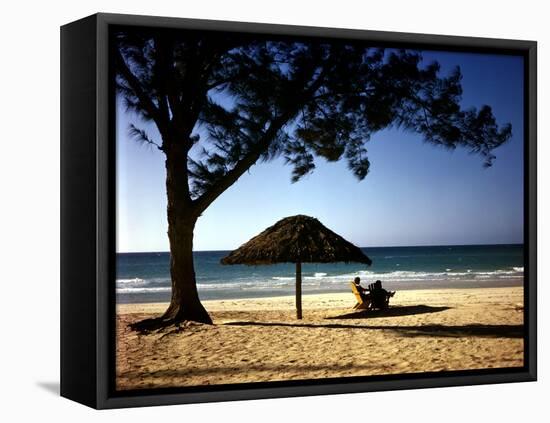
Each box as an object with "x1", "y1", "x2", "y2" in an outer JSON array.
[{"x1": 115, "y1": 31, "x2": 512, "y2": 213}]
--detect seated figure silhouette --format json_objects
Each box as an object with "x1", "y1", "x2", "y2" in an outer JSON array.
[
  {"x1": 353, "y1": 277, "x2": 371, "y2": 303},
  {"x1": 369, "y1": 280, "x2": 396, "y2": 310}
]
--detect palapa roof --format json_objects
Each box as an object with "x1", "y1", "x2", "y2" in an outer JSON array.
[{"x1": 221, "y1": 215, "x2": 372, "y2": 266}]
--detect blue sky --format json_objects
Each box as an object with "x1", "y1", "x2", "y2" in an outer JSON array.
[{"x1": 116, "y1": 49, "x2": 524, "y2": 253}]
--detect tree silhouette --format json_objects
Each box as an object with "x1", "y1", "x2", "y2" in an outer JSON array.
[{"x1": 115, "y1": 28, "x2": 511, "y2": 328}]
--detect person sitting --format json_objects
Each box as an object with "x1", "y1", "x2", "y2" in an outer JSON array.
[
  {"x1": 353, "y1": 277, "x2": 371, "y2": 303},
  {"x1": 369, "y1": 280, "x2": 395, "y2": 310}
]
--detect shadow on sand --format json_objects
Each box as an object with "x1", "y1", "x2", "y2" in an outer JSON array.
[
  {"x1": 327, "y1": 305, "x2": 450, "y2": 320},
  {"x1": 224, "y1": 321, "x2": 523, "y2": 339},
  {"x1": 119, "y1": 362, "x2": 380, "y2": 381},
  {"x1": 223, "y1": 303, "x2": 523, "y2": 340}
]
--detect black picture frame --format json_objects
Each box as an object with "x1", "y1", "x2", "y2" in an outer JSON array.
[{"x1": 60, "y1": 12, "x2": 537, "y2": 409}]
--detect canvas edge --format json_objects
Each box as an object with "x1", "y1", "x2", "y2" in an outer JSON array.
[
  {"x1": 525, "y1": 41, "x2": 537, "y2": 383},
  {"x1": 60, "y1": 14, "x2": 99, "y2": 409}
]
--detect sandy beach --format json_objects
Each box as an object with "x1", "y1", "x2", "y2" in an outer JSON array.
[{"x1": 116, "y1": 286, "x2": 524, "y2": 390}]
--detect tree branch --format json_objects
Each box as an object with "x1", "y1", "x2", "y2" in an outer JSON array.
[
  {"x1": 192, "y1": 58, "x2": 334, "y2": 214},
  {"x1": 192, "y1": 113, "x2": 292, "y2": 214},
  {"x1": 115, "y1": 49, "x2": 170, "y2": 137},
  {"x1": 129, "y1": 124, "x2": 163, "y2": 151}
]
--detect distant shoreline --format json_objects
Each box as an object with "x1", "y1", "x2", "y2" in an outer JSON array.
[
  {"x1": 116, "y1": 245, "x2": 524, "y2": 303},
  {"x1": 116, "y1": 277, "x2": 523, "y2": 304}
]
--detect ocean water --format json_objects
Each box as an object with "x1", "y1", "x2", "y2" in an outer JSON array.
[{"x1": 116, "y1": 244, "x2": 524, "y2": 303}]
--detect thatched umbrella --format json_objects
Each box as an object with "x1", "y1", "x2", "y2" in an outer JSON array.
[{"x1": 221, "y1": 215, "x2": 372, "y2": 319}]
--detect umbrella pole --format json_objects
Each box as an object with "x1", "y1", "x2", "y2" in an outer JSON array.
[{"x1": 296, "y1": 261, "x2": 302, "y2": 319}]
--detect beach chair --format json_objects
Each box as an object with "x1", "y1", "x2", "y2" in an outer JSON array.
[
  {"x1": 350, "y1": 282, "x2": 371, "y2": 310},
  {"x1": 368, "y1": 283, "x2": 395, "y2": 310}
]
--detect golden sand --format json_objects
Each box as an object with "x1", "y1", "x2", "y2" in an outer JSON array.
[{"x1": 116, "y1": 287, "x2": 524, "y2": 390}]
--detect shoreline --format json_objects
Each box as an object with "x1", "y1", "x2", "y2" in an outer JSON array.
[
  {"x1": 116, "y1": 245, "x2": 524, "y2": 304},
  {"x1": 116, "y1": 286, "x2": 524, "y2": 390},
  {"x1": 116, "y1": 279, "x2": 523, "y2": 309}
]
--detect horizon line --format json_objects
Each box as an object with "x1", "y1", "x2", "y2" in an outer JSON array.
[{"x1": 116, "y1": 241, "x2": 524, "y2": 254}]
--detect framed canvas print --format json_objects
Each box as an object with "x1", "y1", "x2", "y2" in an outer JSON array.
[{"x1": 60, "y1": 13, "x2": 537, "y2": 409}]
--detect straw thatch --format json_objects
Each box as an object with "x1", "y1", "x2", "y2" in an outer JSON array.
[{"x1": 221, "y1": 215, "x2": 372, "y2": 266}]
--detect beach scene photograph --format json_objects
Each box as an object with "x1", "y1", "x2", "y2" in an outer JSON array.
[{"x1": 114, "y1": 28, "x2": 525, "y2": 391}]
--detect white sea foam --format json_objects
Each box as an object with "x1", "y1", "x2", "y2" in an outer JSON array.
[
  {"x1": 116, "y1": 266, "x2": 524, "y2": 295},
  {"x1": 116, "y1": 286, "x2": 171, "y2": 294},
  {"x1": 513, "y1": 267, "x2": 524, "y2": 272},
  {"x1": 117, "y1": 278, "x2": 146, "y2": 285}
]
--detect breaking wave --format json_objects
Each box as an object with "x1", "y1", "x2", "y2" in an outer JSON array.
[{"x1": 116, "y1": 267, "x2": 524, "y2": 295}]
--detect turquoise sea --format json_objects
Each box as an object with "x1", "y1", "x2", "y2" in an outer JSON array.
[{"x1": 116, "y1": 244, "x2": 524, "y2": 303}]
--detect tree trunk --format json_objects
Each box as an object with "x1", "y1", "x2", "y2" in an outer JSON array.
[
  {"x1": 161, "y1": 143, "x2": 212, "y2": 324},
  {"x1": 161, "y1": 218, "x2": 212, "y2": 324},
  {"x1": 296, "y1": 261, "x2": 302, "y2": 320}
]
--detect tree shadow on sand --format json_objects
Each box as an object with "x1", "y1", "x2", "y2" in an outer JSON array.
[
  {"x1": 119, "y1": 362, "x2": 380, "y2": 381},
  {"x1": 224, "y1": 321, "x2": 523, "y2": 339},
  {"x1": 224, "y1": 308, "x2": 524, "y2": 340}
]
